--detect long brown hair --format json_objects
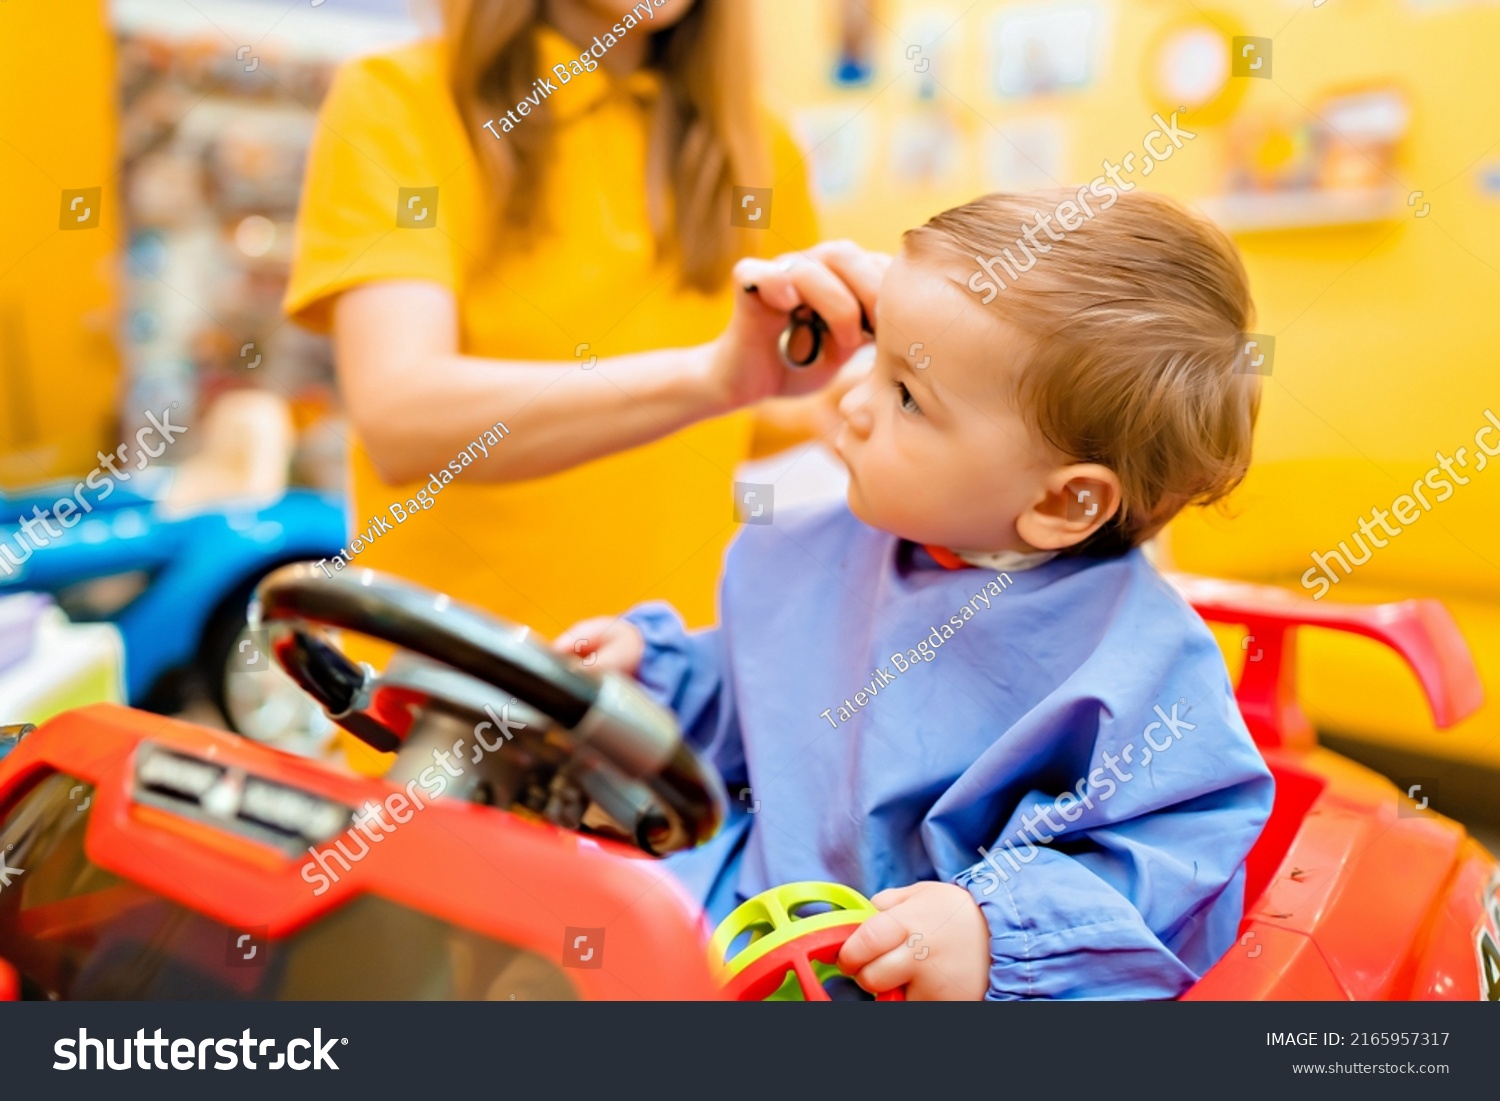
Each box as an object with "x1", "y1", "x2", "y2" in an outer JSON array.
[{"x1": 439, "y1": 0, "x2": 769, "y2": 292}]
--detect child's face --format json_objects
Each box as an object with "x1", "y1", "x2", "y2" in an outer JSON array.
[{"x1": 834, "y1": 252, "x2": 1116, "y2": 553}]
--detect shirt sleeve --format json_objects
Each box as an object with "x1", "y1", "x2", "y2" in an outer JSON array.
[
  {"x1": 283, "y1": 49, "x2": 465, "y2": 333},
  {"x1": 623, "y1": 602, "x2": 746, "y2": 790}
]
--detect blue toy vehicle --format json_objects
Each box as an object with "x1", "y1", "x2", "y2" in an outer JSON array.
[
  {"x1": 0, "y1": 393, "x2": 346, "y2": 746},
  {"x1": 0, "y1": 482, "x2": 343, "y2": 734}
]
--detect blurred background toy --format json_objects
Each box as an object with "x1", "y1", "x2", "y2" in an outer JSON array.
[
  {"x1": 0, "y1": 390, "x2": 343, "y2": 755},
  {"x1": 0, "y1": 593, "x2": 124, "y2": 757}
]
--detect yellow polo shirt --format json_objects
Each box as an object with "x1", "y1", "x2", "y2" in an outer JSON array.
[{"x1": 285, "y1": 28, "x2": 816, "y2": 636}]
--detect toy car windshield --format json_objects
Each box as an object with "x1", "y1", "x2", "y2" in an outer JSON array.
[{"x1": 0, "y1": 774, "x2": 577, "y2": 1000}]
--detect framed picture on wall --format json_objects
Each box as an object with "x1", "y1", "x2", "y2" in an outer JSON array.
[{"x1": 986, "y1": 3, "x2": 1102, "y2": 99}]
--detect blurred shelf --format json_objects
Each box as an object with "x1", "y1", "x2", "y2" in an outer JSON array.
[
  {"x1": 111, "y1": 0, "x2": 425, "y2": 60},
  {"x1": 1199, "y1": 186, "x2": 1405, "y2": 233}
]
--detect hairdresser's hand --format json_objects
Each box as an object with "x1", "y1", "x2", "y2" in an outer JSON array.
[
  {"x1": 837, "y1": 881, "x2": 990, "y2": 1001},
  {"x1": 709, "y1": 241, "x2": 889, "y2": 406},
  {"x1": 553, "y1": 617, "x2": 646, "y2": 676}
]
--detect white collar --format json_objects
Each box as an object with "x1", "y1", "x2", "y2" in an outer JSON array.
[{"x1": 950, "y1": 547, "x2": 1058, "y2": 572}]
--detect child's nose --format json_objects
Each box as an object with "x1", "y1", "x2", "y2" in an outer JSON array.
[{"x1": 839, "y1": 379, "x2": 874, "y2": 436}]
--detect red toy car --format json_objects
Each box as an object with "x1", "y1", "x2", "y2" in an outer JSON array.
[{"x1": 0, "y1": 564, "x2": 1494, "y2": 1001}]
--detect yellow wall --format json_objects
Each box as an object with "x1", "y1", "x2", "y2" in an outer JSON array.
[
  {"x1": 0, "y1": 0, "x2": 120, "y2": 489},
  {"x1": 757, "y1": 0, "x2": 1500, "y2": 765}
]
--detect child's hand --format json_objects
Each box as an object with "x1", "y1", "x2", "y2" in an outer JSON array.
[
  {"x1": 709, "y1": 241, "x2": 889, "y2": 408},
  {"x1": 552, "y1": 617, "x2": 646, "y2": 676},
  {"x1": 837, "y1": 881, "x2": 991, "y2": 1001}
]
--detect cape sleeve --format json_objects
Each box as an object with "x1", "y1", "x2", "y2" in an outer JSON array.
[
  {"x1": 953, "y1": 804, "x2": 1240, "y2": 1000},
  {"x1": 924, "y1": 569, "x2": 1275, "y2": 1001},
  {"x1": 623, "y1": 602, "x2": 746, "y2": 789}
]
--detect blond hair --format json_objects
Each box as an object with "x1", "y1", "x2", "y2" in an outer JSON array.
[
  {"x1": 905, "y1": 189, "x2": 1260, "y2": 555},
  {"x1": 438, "y1": 0, "x2": 769, "y2": 291}
]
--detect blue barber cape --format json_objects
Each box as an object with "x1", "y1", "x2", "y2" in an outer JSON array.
[{"x1": 626, "y1": 503, "x2": 1272, "y2": 1000}]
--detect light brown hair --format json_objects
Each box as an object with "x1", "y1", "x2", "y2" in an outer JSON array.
[
  {"x1": 906, "y1": 189, "x2": 1260, "y2": 556},
  {"x1": 438, "y1": 0, "x2": 769, "y2": 291}
]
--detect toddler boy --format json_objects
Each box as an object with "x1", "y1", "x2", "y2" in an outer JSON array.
[{"x1": 560, "y1": 191, "x2": 1274, "y2": 1000}]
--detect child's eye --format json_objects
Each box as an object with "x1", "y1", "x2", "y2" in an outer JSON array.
[{"x1": 896, "y1": 381, "x2": 922, "y2": 415}]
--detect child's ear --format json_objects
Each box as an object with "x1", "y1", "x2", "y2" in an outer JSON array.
[{"x1": 1015, "y1": 464, "x2": 1123, "y2": 552}]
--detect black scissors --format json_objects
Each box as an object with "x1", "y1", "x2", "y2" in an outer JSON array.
[{"x1": 743, "y1": 285, "x2": 875, "y2": 369}]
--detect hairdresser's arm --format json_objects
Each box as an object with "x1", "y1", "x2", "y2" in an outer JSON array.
[
  {"x1": 336, "y1": 242, "x2": 885, "y2": 484},
  {"x1": 334, "y1": 280, "x2": 738, "y2": 485}
]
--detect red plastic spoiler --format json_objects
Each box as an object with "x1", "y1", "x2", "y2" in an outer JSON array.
[{"x1": 1170, "y1": 575, "x2": 1484, "y2": 750}]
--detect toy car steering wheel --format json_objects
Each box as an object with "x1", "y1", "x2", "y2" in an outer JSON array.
[{"x1": 250, "y1": 562, "x2": 725, "y2": 855}]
